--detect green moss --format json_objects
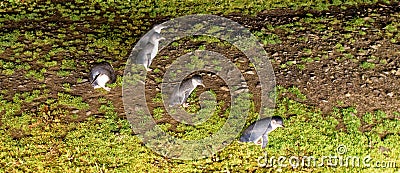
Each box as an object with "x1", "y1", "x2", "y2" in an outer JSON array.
[
  {"x1": 360, "y1": 62, "x2": 376, "y2": 69},
  {"x1": 57, "y1": 92, "x2": 89, "y2": 110}
]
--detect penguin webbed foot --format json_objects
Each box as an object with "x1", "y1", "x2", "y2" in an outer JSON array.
[{"x1": 102, "y1": 86, "x2": 111, "y2": 92}]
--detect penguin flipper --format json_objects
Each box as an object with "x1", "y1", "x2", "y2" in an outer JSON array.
[
  {"x1": 91, "y1": 74, "x2": 101, "y2": 85},
  {"x1": 168, "y1": 85, "x2": 184, "y2": 107}
]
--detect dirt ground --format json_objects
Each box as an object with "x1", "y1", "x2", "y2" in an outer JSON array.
[
  {"x1": 145, "y1": 2, "x2": 400, "y2": 132},
  {"x1": 1, "y1": 2, "x2": 400, "y2": 131}
]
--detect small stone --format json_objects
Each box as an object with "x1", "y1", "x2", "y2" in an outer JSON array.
[
  {"x1": 234, "y1": 88, "x2": 249, "y2": 94},
  {"x1": 371, "y1": 77, "x2": 379, "y2": 83},
  {"x1": 345, "y1": 93, "x2": 351, "y2": 97},
  {"x1": 86, "y1": 111, "x2": 92, "y2": 116},
  {"x1": 71, "y1": 110, "x2": 79, "y2": 114},
  {"x1": 237, "y1": 59, "x2": 246, "y2": 63},
  {"x1": 387, "y1": 92, "x2": 394, "y2": 97},
  {"x1": 244, "y1": 71, "x2": 255, "y2": 75},
  {"x1": 395, "y1": 69, "x2": 400, "y2": 76},
  {"x1": 220, "y1": 86, "x2": 229, "y2": 91},
  {"x1": 370, "y1": 44, "x2": 380, "y2": 50}
]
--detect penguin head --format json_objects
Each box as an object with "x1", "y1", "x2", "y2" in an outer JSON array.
[
  {"x1": 191, "y1": 75, "x2": 204, "y2": 87},
  {"x1": 270, "y1": 116, "x2": 284, "y2": 129},
  {"x1": 153, "y1": 24, "x2": 167, "y2": 33}
]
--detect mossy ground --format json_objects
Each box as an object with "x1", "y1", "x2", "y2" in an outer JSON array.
[{"x1": 0, "y1": 0, "x2": 399, "y2": 172}]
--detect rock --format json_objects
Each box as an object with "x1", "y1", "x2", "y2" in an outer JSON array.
[
  {"x1": 244, "y1": 71, "x2": 255, "y2": 75},
  {"x1": 220, "y1": 86, "x2": 229, "y2": 91},
  {"x1": 395, "y1": 69, "x2": 400, "y2": 76},
  {"x1": 371, "y1": 77, "x2": 379, "y2": 83}
]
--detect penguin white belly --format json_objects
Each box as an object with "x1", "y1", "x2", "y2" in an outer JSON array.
[
  {"x1": 94, "y1": 74, "x2": 111, "y2": 91},
  {"x1": 150, "y1": 42, "x2": 159, "y2": 62}
]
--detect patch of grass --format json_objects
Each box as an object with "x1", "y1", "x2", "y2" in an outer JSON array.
[
  {"x1": 61, "y1": 59, "x2": 76, "y2": 70},
  {"x1": 254, "y1": 31, "x2": 282, "y2": 45},
  {"x1": 384, "y1": 23, "x2": 398, "y2": 33},
  {"x1": 360, "y1": 61, "x2": 376, "y2": 69},
  {"x1": 57, "y1": 70, "x2": 71, "y2": 77},
  {"x1": 301, "y1": 57, "x2": 314, "y2": 63},
  {"x1": 296, "y1": 64, "x2": 306, "y2": 70},
  {"x1": 25, "y1": 68, "x2": 46, "y2": 81},
  {"x1": 185, "y1": 56, "x2": 205, "y2": 70},
  {"x1": 153, "y1": 107, "x2": 164, "y2": 120},
  {"x1": 152, "y1": 92, "x2": 163, "y2": 103},
  {"x1": 335, "y1": 43, "x2": 346, "y2": 52},
  {"x1": 57, "y1": 92, "x2": 89, "y2": 110},
  {"x1": 303, "y1": 48, "x2": 312, "y2": 55},
  {"x1": 62, "y1": 83, "x2": 71, "y2": 92}
]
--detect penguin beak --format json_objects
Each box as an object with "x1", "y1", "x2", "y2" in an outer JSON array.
[{"x1": 280, "y1": 124, "x2": 285, "y2": 128}]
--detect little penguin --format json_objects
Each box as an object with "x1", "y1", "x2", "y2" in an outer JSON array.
[
  {"x1": 136, "y1": 32, "x2": 165, "y2": 70},
  {"x1": 168, "y1": 75, "x2": 205, "y2": 107},
  {"x1": 240, "y1": 116, "x2": 284, "y2": 149},
  {"x1": 89, "y1": 62, "x2": 116, "y2": 91},
  {"x1": 135, "y1": 24, "x2": 166, "y2": 70}
]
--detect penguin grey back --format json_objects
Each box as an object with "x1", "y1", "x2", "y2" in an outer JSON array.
[
  {"x1": 132, "y1": 25, "x2": 166, "y2": 68},
  {"x1": 239, "y1": 116, "x2": 284, "y2": 148}
]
